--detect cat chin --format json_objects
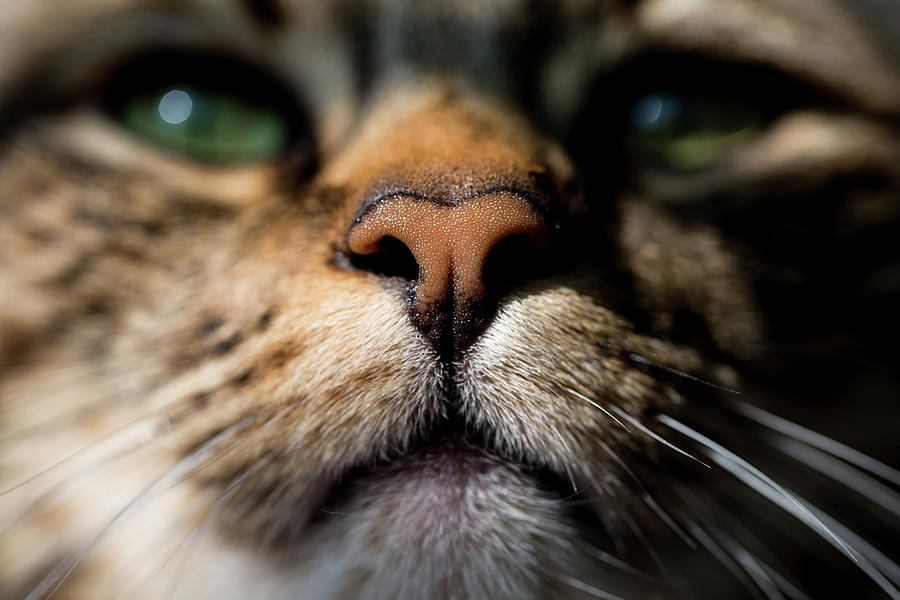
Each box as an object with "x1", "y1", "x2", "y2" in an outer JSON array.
[
  {"x1": 157, "y1": 444, "x2": 580, "y2": 600},
  {"x1": 282, "y1": 440, "x2": 579, "y2": 600}
]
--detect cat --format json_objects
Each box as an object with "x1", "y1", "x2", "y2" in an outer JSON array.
[{"x1": 1, "y1": 0, "x2": 899, "y2": 598}]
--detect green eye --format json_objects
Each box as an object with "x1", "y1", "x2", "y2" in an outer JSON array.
[
  {"x1": 121, "y1": 87, "x2": 288, "y2": 163},
  {"x1": 627, "y1": 92, "x2": 765, "y2": 170},
  {"x1": 105, "y1": 53, "x2": 310, "y2": 165}
]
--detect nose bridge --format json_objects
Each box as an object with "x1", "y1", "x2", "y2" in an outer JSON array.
[
  {"x1": 324, "y1": 84, "x2": 571, "y2": 190},
  {"x1": 339, "y1": 87, "x2": 569, "y2": 357}
]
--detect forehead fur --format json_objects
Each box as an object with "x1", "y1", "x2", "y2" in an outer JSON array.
[{"x1": 1, "y1": 0, "x2": 898, "y2": 122}]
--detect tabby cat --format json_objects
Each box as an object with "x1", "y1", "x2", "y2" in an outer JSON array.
[{"x1": 1, "y1": 0, "x2": 899, "y2": 598}]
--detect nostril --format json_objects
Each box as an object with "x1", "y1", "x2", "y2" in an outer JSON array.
[
  {"x1": 345, "y1": 189, "x2": 555, "y2": 357},
  {"x1": 482, "y1": 233, "x2": 554, "y2": 296},
  {"x1": 348, "y1": 236, "x2": 418, "y2": 283}
]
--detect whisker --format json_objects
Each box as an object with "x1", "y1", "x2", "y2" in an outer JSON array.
[
  {"x1": 657, "y1": 415, "x2": 850, "y2": 555},
  {"x1": 1, "y1": 337, "x2": 291, "y2": 416},
  {"x1": 0, "y1": 303, "x2": 307, "y2": 370},
  {"x1": 559, "y1": 481, "x2": 593, "y2": 501},
  {"x1": 1, "y1": 353, "x2": 111, "y2": 368},
  {"x1": 2, "y1": 441, "x2": 153, "y2": 538},
  {"x1": 0, "y1": 345, "x2": 186, "y2": 370},
  {"x1": 0, "y1": 399, "x2": 209, "y2": 539},
  {"x1": 153, "y1": 453, "x2": 276, "y2": 598},
  {"x1": 1, "y1": 394, "x2": 199, "y2": 497},
  {"x1": 619, "y1": 510, "x2": 668, "y2": 575},
  {"x1": 681, "y1": 519, "x2": 769, "y2": 600},
  {"x1": 580, "y1": 543, "x2": 656, "y2": 581},
  {"x1": 773, "y1": 437, "x2": 900, "y2": 520},
  {"x1": 594, "y1": 439, "x2": 696, "y2": 549},
  {"x1": 0, "y1": 382, "x2": 159, "y2": 446},
  {"x1": 1, "y1": 340, "x2": 293, "y2": 445},
  {"x1": 676, "y1": 484, "x2": 813, "y2": 600},
  {"x1": 728, "y1": 400, "x2": 900, "y2": 486},
  {"x1": 169, "y1": 404, "x2": 295, "y2": 490},
  {"x1": 0, "y1": 320, "x2": 217, "y2": 369},
  {"x1": 593, "y1": 481, "x2": 628, "y2": 557},
  {"x1": 547, "y1": 427, "x2": 580, "y2": 492},
  {"x1": 562, "y1": 387, "x2": 630, "y2": 433},
  {"x1": 1, "y1": 356, "x2": 166, "y2": 409},
  {"x1": 730, "y1": 549, "x2": 792, "y2": 600},
  {"x1": 627, "y1": 352, "x2": 739, "y2": 393},
  {"x1": 610, "y1": 407, "x2": 710, "y2": 468},
  {"x1": 24, "y1": 419, "x2": 251, "y2": 600},
  {"x1": 675, "y1": 485, "x2": 787, "y2": 600},
  {"x1": 658, "y1": 415, "x2": 900, "y2": 600},
  {"x1": 756, "y1": 560, "x2": 813, "y2": 600},
  {"x1": 555, "y1": 573, "x2": 633, "y2": 600},
  {"x1": 597, "y1": 340, "x2": 738, "y2": 393},
  {"x1": 809, "y1": 505, "x2": 900, "y2": 588}
]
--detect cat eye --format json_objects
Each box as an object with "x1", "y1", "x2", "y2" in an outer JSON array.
[
  {"x1": 103, "y1": 53, "x2": 311, "y2": 165},
  {"x1": 626, "y1": 92, "x2": 766, "y2": 170},
  {"x1": 566, "y1": 55, "x2": 818, "y2": 180},
  {"x1": 118, "y1": 86, "x2": 289, "y2": 163}
]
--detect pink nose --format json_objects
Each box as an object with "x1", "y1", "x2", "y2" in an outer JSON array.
[
  {"x1": 348, "y1": 192, "x2": 549, "y2": 306},
  {"x1": 347, "y1": 191, "x2": 551, "y2": 355}
]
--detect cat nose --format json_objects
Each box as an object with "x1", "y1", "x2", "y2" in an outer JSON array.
[{"x1": 347, "y1": 189, "x2": 552, "y2": 357}]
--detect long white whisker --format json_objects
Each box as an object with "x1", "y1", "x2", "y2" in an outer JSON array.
[
  {"x1": 809, "y1": 505, "x2": 900, "y2": 588},
  {"x1": 619, "y1": 510, "x2": 668, "y2": 575},
  {"x1": 593, "y1": 481, "x2": 628, "y2": 557},
  {"x1": 24, "y1": 418, "x2": 251, "y2": 600},
  {"x1": 730, "y1": 549, "x2": 792, "y2": 600},
  {"x1": 676, "y1": 484, "x2": 813, "y2": 600},
  {"x1": 0, "y1": 317, "x2": 239, "y2": 369},
  {"x1": 562, "y1": 387, "x2": 630, "y2": 433},
  {"x1": 610, "y1": 407, "x2": 709, "y2": 468},
  {"x1": 756, "y1": 560, "x2": 812, "y2": 600},
  {"x1": 559, "y1": 481, "x2": 594, "y2": 501},
  {"x1": 1, "y1": 356, "x2": 165, "y2": 410},
  {"x1": 156, "y1": 453, "x2": 276, "y2": 598},
  {"x1": 728, "y1": 400, "x2": 900, "y2": 486},
  {"x1": 0, "y1": 372, "x2": 179, "y2": 446},
  {"x1": 682, "y1": 519, "x2": 769, "y2": 600},
  {"x1": 580, "y1": 543, "x2": 656, "y2": 580},
  {"x1": 555, "y1": 573, "x2": 633, "y2": 600},
  {"x1": 594, "y1": 439, "x2": 696, "y2": 548},
  {"x1": 658, "y1": 415, "x2": 850, "y2": 554},
  {"x1": 676, "y1": 486, "x2": 786, "y2": 600},
  {"x1": 659, "y1": 415, "x2": 900, "y2": 600},
  {"x1": 169, "y1": 404, "x2": 295, "y2": 490},
  {"x1": 774, "y1": 437, "x2": 900, "y2": 520},
  {"x1": 2, "y1": 394, "x2": 199, "y2": 497},
  {"x1": 0, "y1": 402, "x2": 206, "y2": 539},
  {"x1": 3, "y1": 441, "x2": 151, "y2": 538}
]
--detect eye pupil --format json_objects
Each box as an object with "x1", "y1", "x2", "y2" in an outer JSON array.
[
  {"x1": 158, "y1": 89, "x2": 193, "y2": 124},
  {"x1": 631, "y1": 93, "x2": 675, "y2": 129}
]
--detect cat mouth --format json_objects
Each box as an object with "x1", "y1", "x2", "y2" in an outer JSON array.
[{"x1": 307, "y1": 417, "x2": 592, "y2": 531}]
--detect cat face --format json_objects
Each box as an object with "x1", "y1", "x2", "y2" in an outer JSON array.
[{"x1": 1, "y1": 1, "x2": 899, "y2": 599}]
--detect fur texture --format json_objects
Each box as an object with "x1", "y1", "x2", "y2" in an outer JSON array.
[{"x1": 1, "y1": 1, "x2": 898, "y2": 599}]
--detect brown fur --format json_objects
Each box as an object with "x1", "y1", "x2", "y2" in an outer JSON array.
[{"x1": 1, "y1": 1, "x2": 899, "y2": 599}]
